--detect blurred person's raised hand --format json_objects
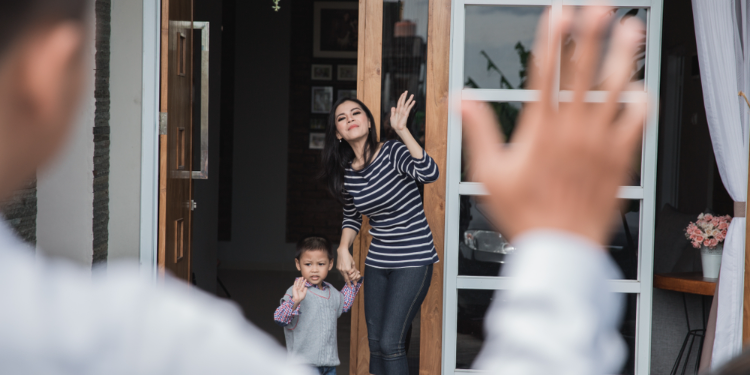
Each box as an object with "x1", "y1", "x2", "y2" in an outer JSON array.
[{"x1": 462, "y1": 7, "x2": 646, "y2": 247}]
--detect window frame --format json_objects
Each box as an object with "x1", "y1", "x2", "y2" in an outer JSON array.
[{"x1": 443, "y1": 0, "x2": 664, "y2": 373}]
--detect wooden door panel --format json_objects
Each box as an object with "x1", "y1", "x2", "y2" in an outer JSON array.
[{"x1": 159, "y1": 0, "x2": 193, "y2": 282}]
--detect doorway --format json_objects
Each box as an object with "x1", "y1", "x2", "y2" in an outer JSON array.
[{"x1": 185, "y1": 1, "x2": 359, "y2": 374}]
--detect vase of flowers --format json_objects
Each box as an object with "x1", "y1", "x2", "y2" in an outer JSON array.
[{"x1": 685, "y1": 213, "x2": 731, "y2": 279}]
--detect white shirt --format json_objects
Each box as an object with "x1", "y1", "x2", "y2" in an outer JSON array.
[
  {"x1": 474, "y1": 230, "x2": 627, "y2": 375},
  {"x1": 0, "y1": 221, "x2": 315, "y2": 375}
]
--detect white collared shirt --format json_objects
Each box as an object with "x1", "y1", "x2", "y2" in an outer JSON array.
[
  {"x1": 0, "y1": 221, "x2": 315, "y2": 375},
  {"x1": 474, "y1": 230, "x2": 627, "y2": 375}
]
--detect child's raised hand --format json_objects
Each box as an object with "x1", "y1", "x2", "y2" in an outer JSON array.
[{"x1": 292, "y1": 277, "x2": 307, "y2": 308}]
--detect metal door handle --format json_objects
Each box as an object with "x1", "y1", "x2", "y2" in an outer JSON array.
[{"x1": 192, "y1": 21, "x2": 210, "y2": 179}]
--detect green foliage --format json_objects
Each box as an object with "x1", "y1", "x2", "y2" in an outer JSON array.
[
  {"x1": 465, "y1": 42, "x2": 530, "y2": 142},
  {"x1": 272, "y1": 0, "x2": 280, "y2": 12}
]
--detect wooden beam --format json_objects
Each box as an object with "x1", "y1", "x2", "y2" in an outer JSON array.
[
  {"x1": 351, "y1": 0, "x2": 382, "y2": 373},
  {"x1": 420, "y1": 0, "x2": 452, "y2": 373},
  {"x1": 157, "y1": 0, "x2": 170, "y2": 279}
]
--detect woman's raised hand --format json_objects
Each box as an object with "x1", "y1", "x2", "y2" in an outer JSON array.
[
  {"x1": 390, "y1": 91, "x2": 416, "y2": 133},
  {"x1": 337, "y1": 247, "x2": 359, "y2": 284}
]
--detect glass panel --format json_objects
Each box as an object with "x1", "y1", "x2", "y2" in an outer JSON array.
[
  {"x1": 457, "y1": 197, "x2": 640, "y2": 280},
  {"x1": 464, "y1": 6, "x2": 547, "y2": 90},
  {"x1": 460, "y1": 101, "x2": 523, "y2": 182},
  {"x1": 381, "y1": 0, "x2": 429, "y2": 145},
  {"x1": 560, "y1": 8, "x2": 647, "y2": 91},
  {"x1": 381, "y1": 4, "x2": 428, "y2": 374},
  {"x1": 455, "y1": 289, "x2": 637, "y2": 374},
  {"x1": 459, "y1": 101, "x2": 643, "y2": 186}
]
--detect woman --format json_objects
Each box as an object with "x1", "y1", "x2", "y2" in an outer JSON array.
[{"x1": 321, "y1": 91, "x2": 439, "y2": 375}]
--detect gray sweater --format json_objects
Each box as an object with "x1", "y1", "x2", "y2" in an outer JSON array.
[{"x1": 280, "y1": 283, "x2": 345, "y2": 367}]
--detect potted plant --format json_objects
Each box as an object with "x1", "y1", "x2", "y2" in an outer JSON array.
[{"x1": 685, "y1": 213, "x2": 731, "y2": 279}]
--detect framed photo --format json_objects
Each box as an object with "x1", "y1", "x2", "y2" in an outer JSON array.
[
  {"x1": 309, "y1": 133, "x2": 326, "y2": 149},
  {"x1": 337, "y1": 65, "x2": 357, "y2": 81},
  {"x1": 311, "y1": 86, "x2": 333, "y2": 114},
  {"x1": 314, "y1": 2, "x2": 358, "y2": 58},
  {"x1": 337, "y1": 89, "x2": 357, "y2": 101},
  {"x1": 310, "y1": 118, "x2": 326, "y2": 131},
  {"x1": 311, "y1": 64, "x2": 332, "y2": 80}
]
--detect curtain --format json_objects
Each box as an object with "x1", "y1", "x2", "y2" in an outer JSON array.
[{"x1": 692, "y1": 0, "x2": 749, "y2": 369}]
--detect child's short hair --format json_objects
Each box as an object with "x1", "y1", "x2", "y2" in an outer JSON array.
[{"x1": 295, "y1": 236, "x2": 334, "y2": 260}]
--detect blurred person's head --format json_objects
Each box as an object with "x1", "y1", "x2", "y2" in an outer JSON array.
[{"x1": 0, "y1": 0, "x2": 88, "y2": 201}]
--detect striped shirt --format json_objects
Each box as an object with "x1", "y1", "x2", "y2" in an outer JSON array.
[{"x1": 342, "y1": 140, "x2": 440, "y2": 269}]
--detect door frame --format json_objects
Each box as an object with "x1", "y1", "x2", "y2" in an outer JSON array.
[
  {"x1": 140, "y1": 0, "x2": 162, "y2": 280},
  {"x1": 350, "y1": 0, "x2": 451, "y2": 373}
]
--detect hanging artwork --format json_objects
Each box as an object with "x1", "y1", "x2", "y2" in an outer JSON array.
[{"x1": 313, "y1": 2, "x2": 358, "y2": 58}]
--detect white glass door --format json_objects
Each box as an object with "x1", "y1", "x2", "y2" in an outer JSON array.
[{"x1": 443, "y1": 1, "x2": 664, "y2": 374}]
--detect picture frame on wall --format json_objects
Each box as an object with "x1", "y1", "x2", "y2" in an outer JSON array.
[
  {"x1": 313, "y1": 2, "x2": 358, "y2": 58},
  {"x1": 310, "y1": 118, "x2": 327, "y2": 131},
  {"x1": 337, "y1": 65, "x2": 357, "y2": 81},
  {"x1": 309, "y1": 133, "x2": 326, "y2": 149},
  {"x1": 311, "y1": 86, "x2": 334, "y2": 114},
  {"x1": 337, "y1": 89, "x2": 357, "y2": 101},
  {"x1": 311, "y1": 64, "x2": 333, "y2": 80}
]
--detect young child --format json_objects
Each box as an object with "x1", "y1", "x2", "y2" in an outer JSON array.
[{"x1": 274, "y1": 236, "x2": 362, "y2": 375}]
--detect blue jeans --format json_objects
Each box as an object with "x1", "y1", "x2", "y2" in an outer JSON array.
[
  {"x1": 316, "y1": 366, "x2": 336, "y2": 375},
  {"x1": 364, "y1": 264, "x2": 433, "y2": 375}
]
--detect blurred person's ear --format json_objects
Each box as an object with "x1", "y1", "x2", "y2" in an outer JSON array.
[{"x1": 0, "y1": 22, "x2": 85, "y2": 199}]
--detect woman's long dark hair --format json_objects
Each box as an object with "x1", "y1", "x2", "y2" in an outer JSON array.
[{"x1": 321, "y1": 97, "x2": 379, "y2": 204}]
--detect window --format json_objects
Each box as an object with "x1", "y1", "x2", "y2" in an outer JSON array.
[{"x1": 444, "y1": 1, "x2": 663, "y2": 374}]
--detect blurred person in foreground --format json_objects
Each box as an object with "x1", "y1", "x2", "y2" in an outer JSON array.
[
  {"x1": 0, "y1": 1, "x2": 313, "y2": 374},
  {"x1": 1, "y1": 1, "x2": 739, "y2": 375}
]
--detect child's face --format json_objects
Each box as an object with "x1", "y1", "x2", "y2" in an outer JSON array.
[{"x1": 295, "y1": 249, "x2": 334, "y2": 286}]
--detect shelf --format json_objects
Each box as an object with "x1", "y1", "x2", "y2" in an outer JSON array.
[{"x1": 654, "y1": 272, "x2": 716, "y2": 296}]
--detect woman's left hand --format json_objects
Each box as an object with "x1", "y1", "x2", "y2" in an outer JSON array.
[{"x1": 390, "y1": 91, "x2": 416, "y2": 133}]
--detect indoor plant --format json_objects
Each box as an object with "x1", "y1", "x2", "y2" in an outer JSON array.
[{"x1": 685, "y1": 213, "x2": 731, "y2": 279}]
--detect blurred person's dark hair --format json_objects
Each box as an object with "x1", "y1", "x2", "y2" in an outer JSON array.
[{"x1": 0, "y1": 0, "x2": 88, "y2": 56}]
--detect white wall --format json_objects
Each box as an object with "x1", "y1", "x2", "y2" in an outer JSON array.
[
  {"x1": 108, "y1": 0, "x2": 144, "y2": 262},
  {"x1": 37, "y1": 44, "x2": 96, "y2": 268}
]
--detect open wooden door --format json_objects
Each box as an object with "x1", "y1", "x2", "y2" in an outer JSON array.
[{"x1": 158, "y1": 0, "x2": 194, "y2": 281}]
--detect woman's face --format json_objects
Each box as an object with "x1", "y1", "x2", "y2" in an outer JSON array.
[{"x1": 335, "y1": 100, "x2": 370, "y2": 142}]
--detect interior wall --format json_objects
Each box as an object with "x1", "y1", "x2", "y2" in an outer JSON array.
[
  {"x1": 190, "y1": 0, "x2": 222, "y2": 292},
  {"x1": 217, "y1": 0, "x2": 296, "y2": 270},
  {"x1": 108, "y1": 0, "x2": 143, "y2": 262}
]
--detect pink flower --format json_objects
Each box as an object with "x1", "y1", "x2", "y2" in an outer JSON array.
[
  {"x1": 696, "y1": 235, "x2": 704, "y2": 243},
  {"x1": 719, "y1": 222, "x2": 729, "y2": 230},
  {"x1": 704, "y1": 214, "x2": 714, "y2": 221},
  {"x1": 709, "y1": 238, "x2": 719, "y2": 248},
  {"x1": 691, "y1": 240, "x2": 701, "y2": 249}
]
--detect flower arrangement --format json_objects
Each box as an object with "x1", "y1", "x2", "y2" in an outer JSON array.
[{"x1": 685, "y1": 213, "x2": 731, "y2": 249}]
